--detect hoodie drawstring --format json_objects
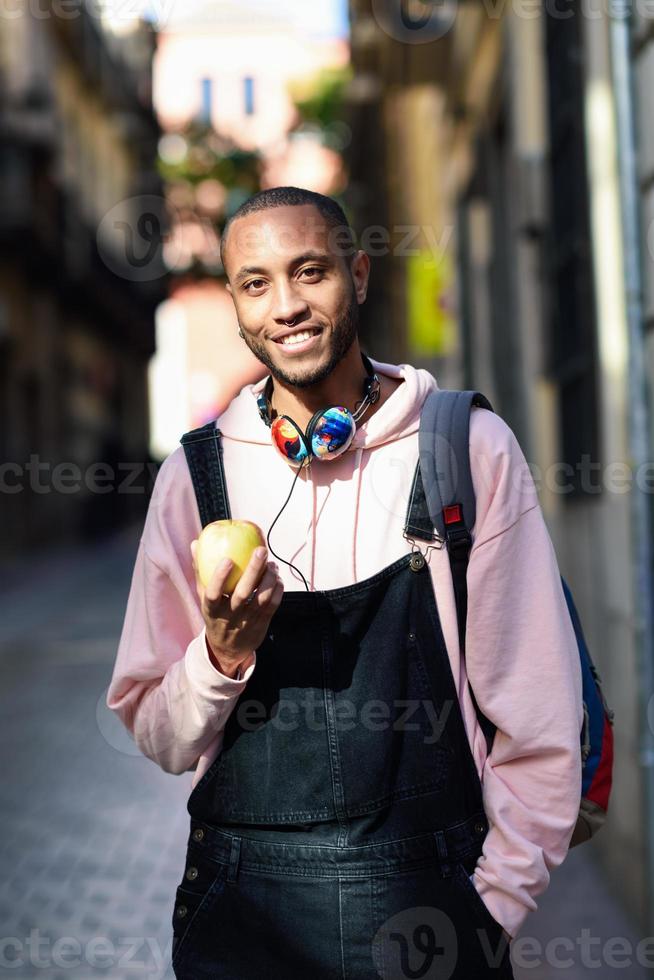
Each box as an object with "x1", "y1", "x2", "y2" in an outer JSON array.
[
  {"x1": 310, "y1": 475, "x2": 317, "y2": 591},
  {"x1": 351, "y1": 447, "x2": 364, "y2": 582},
  {"x1": 307, "y1": 447, "x2": 364, "y2": 589}
]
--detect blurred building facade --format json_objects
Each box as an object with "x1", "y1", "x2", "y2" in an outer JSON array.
[
  {"x1": 347, "y1": 0, "x2": 654, "y2": 935},
  {"x1": 0, "y1": 6, "x2": 166, "y2": 555},
  {"x1": 150, "y1": 0, "x2": 350, "y2": 458}
]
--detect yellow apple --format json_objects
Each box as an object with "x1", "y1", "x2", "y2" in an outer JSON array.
[{"x1": 196, "y1": 519, "x2": 266, "y2": 595}]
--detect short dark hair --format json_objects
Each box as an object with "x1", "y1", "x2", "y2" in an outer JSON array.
[{"x1": 219, "y1": 185, "x2": 357, "y2": 272}]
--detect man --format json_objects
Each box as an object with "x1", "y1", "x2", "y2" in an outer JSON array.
[{"x1": 107, "y1": 186, "x2": 583, "y2": 978}]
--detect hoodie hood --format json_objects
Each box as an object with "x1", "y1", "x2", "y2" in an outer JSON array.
[
  {"x1": 214, "y1": 356, "x2": 439, "y2": 589},
  {"x1": 215, "y1": 356, "x2": 439, "y2": 449}
]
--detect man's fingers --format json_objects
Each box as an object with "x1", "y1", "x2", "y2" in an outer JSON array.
[
  {"x1": 193, "y1": 540, "x2": 276, "y2": 611},
  {"x1": 250, "y1": 567, "x2": 281, "y2": 608},
  {"x1": 190, "y1": 540, "x2": 230, "y2": 602},
  {"x1": 231, "y1": 546, "x2": 269, "y2": 605},
  {"x1": 205, "y1": 557, "x2": 238, "y2": 603},
  {"x1": 269, "y1": 576, "x2": 284, "y2": 606}
]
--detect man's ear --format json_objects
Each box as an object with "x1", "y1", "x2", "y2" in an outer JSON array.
[
  {"x1": 226, "y1": 282, "x2": 233, "y2": 296},
  {"x1": 351, "y1": 250, "x2": 370, "y2": 305}
]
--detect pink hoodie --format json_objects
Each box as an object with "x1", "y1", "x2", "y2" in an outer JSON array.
[{"x1": 107, "y1": 355, "x2": 583, "y2": 942}]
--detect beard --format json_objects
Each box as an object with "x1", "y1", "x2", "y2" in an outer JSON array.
[{"x1": 237, "y1": 286, "x2": 360, "y2": 390}]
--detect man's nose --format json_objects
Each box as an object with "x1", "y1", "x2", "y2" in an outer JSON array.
[{"x1": 271, "y1": 281, "x2": 309, "y2": 324}]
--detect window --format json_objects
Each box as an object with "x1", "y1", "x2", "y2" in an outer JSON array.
[
  {"x1": 200, "y1": 78, "x2": 213, "y2": 125},
  {"x1": 243, "y1": 76, "x2": 255, "y2": 116}
]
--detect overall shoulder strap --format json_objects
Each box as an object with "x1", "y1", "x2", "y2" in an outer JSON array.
[
  {"x1": 180, "y1": 421, "x2": 232, "y2": 527},
  {"x1": 418, "y1": 388, "x2": 497, "y2": 753}
]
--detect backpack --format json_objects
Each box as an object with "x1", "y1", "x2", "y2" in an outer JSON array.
[{"x1": 416, "y1": 389, "x2": 615, "y2": 848}]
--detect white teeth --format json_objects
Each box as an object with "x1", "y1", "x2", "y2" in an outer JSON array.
[{"x1": 279, "y1": 329, "x2": 318, "y2": 346}]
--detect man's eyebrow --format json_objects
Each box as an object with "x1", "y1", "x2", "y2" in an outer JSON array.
[
  {"x1": 233, "y1": 251, "x2": 333, "y2": 285},
  {"x1": 233, "y1": 265, "x2": 267, "y2": 285}
]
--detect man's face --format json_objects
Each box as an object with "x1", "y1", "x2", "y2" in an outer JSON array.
[{"x1": 224, "y1": 204, "x2": 370, "y2": 389}]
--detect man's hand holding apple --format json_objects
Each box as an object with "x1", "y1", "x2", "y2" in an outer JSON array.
[{"x1": 190, "y1": 538, "x2": 284, "y2": 679}]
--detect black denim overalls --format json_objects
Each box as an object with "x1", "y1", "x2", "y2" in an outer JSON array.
[{"x1": 172, "y1": 423, "x2": 514, "y2": 979}]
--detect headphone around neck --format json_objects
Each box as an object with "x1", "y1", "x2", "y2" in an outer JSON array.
[{"x1": 256, "y1": 351, "x2": 381, "y2": 469}]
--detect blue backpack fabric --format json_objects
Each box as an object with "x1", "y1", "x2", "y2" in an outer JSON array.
[{"x1": 415, "y1": 389, "x2": 615, "y2": 847}]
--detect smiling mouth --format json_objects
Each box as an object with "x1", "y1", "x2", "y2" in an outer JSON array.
[{"x1": 273, "y1": 327, "x2": 322, "y2": 347}]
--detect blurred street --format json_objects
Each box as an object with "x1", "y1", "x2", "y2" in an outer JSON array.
[
  {"x1": 0, "y1": 528, "x2": 648, "y2": 979},
  {"x1": 0, "y1": 525, "x2": 192, "y2": 980}
]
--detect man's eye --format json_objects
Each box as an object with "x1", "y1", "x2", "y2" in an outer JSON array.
[
  {"x1": 245, "y1": 279, "x2": 265, "y2": 291},
  {"x1": 300, "y1": 267, "x2": 323, "y2": 278}
]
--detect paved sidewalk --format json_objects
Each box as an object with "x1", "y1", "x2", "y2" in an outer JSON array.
[
  {"x1": 0, "y1": 526, "x2": 647, "y2": 978},
  {"x1": 0, "y1": 525, "x2": 190, "y2": 979}
]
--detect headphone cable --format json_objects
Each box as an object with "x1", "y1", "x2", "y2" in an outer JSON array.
[{"x1": 266, "y1": 461, "x2": 311, "y2": 592}]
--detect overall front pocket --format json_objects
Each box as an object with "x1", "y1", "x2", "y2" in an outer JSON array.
[
  {"x1": 454, "y1": 865, "x2": 501, "y2": 930},
  {"x1": 170, "y1": 845, "x2": 229, "y2": 972},
  {"x1": 452, "y1": 863, "x2": 513, "y2": 975}
]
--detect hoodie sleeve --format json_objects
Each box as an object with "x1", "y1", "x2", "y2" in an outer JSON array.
[
  {"x1": 464, "y1": 408, "x2": 584, "y2": 940},
  {"x1": 106, "y1": 451, "x2": 256, "y2": 776}
]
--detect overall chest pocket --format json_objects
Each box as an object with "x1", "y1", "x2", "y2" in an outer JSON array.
[{"x1": 334, "y1": 628, "x2": 455, "y2": 816}]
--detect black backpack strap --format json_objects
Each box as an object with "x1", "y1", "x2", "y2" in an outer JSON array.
[
  {"x1": 404, "y1": 460, "x2": 440, "y2": 542},
  {"x1": 418, "y1": 390, "x2": 493, "y2": 539},
  {"x1": 417, "y1": 389, "x2": 497, "y2": 753},
  {"x1": 180, "y1": 421, "x2": 232, "y2": 527}
]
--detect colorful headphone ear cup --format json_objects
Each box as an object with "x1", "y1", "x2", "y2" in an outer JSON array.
[
  {"x1": 304, "y1": 409, "x2": 325, "y2": 446},
  {"x1": 307, "y1": 406, "x2": 356, "y2": 460},
  {"x1": 271, "y1": 415, "x2": 310, "y2": 467}
]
